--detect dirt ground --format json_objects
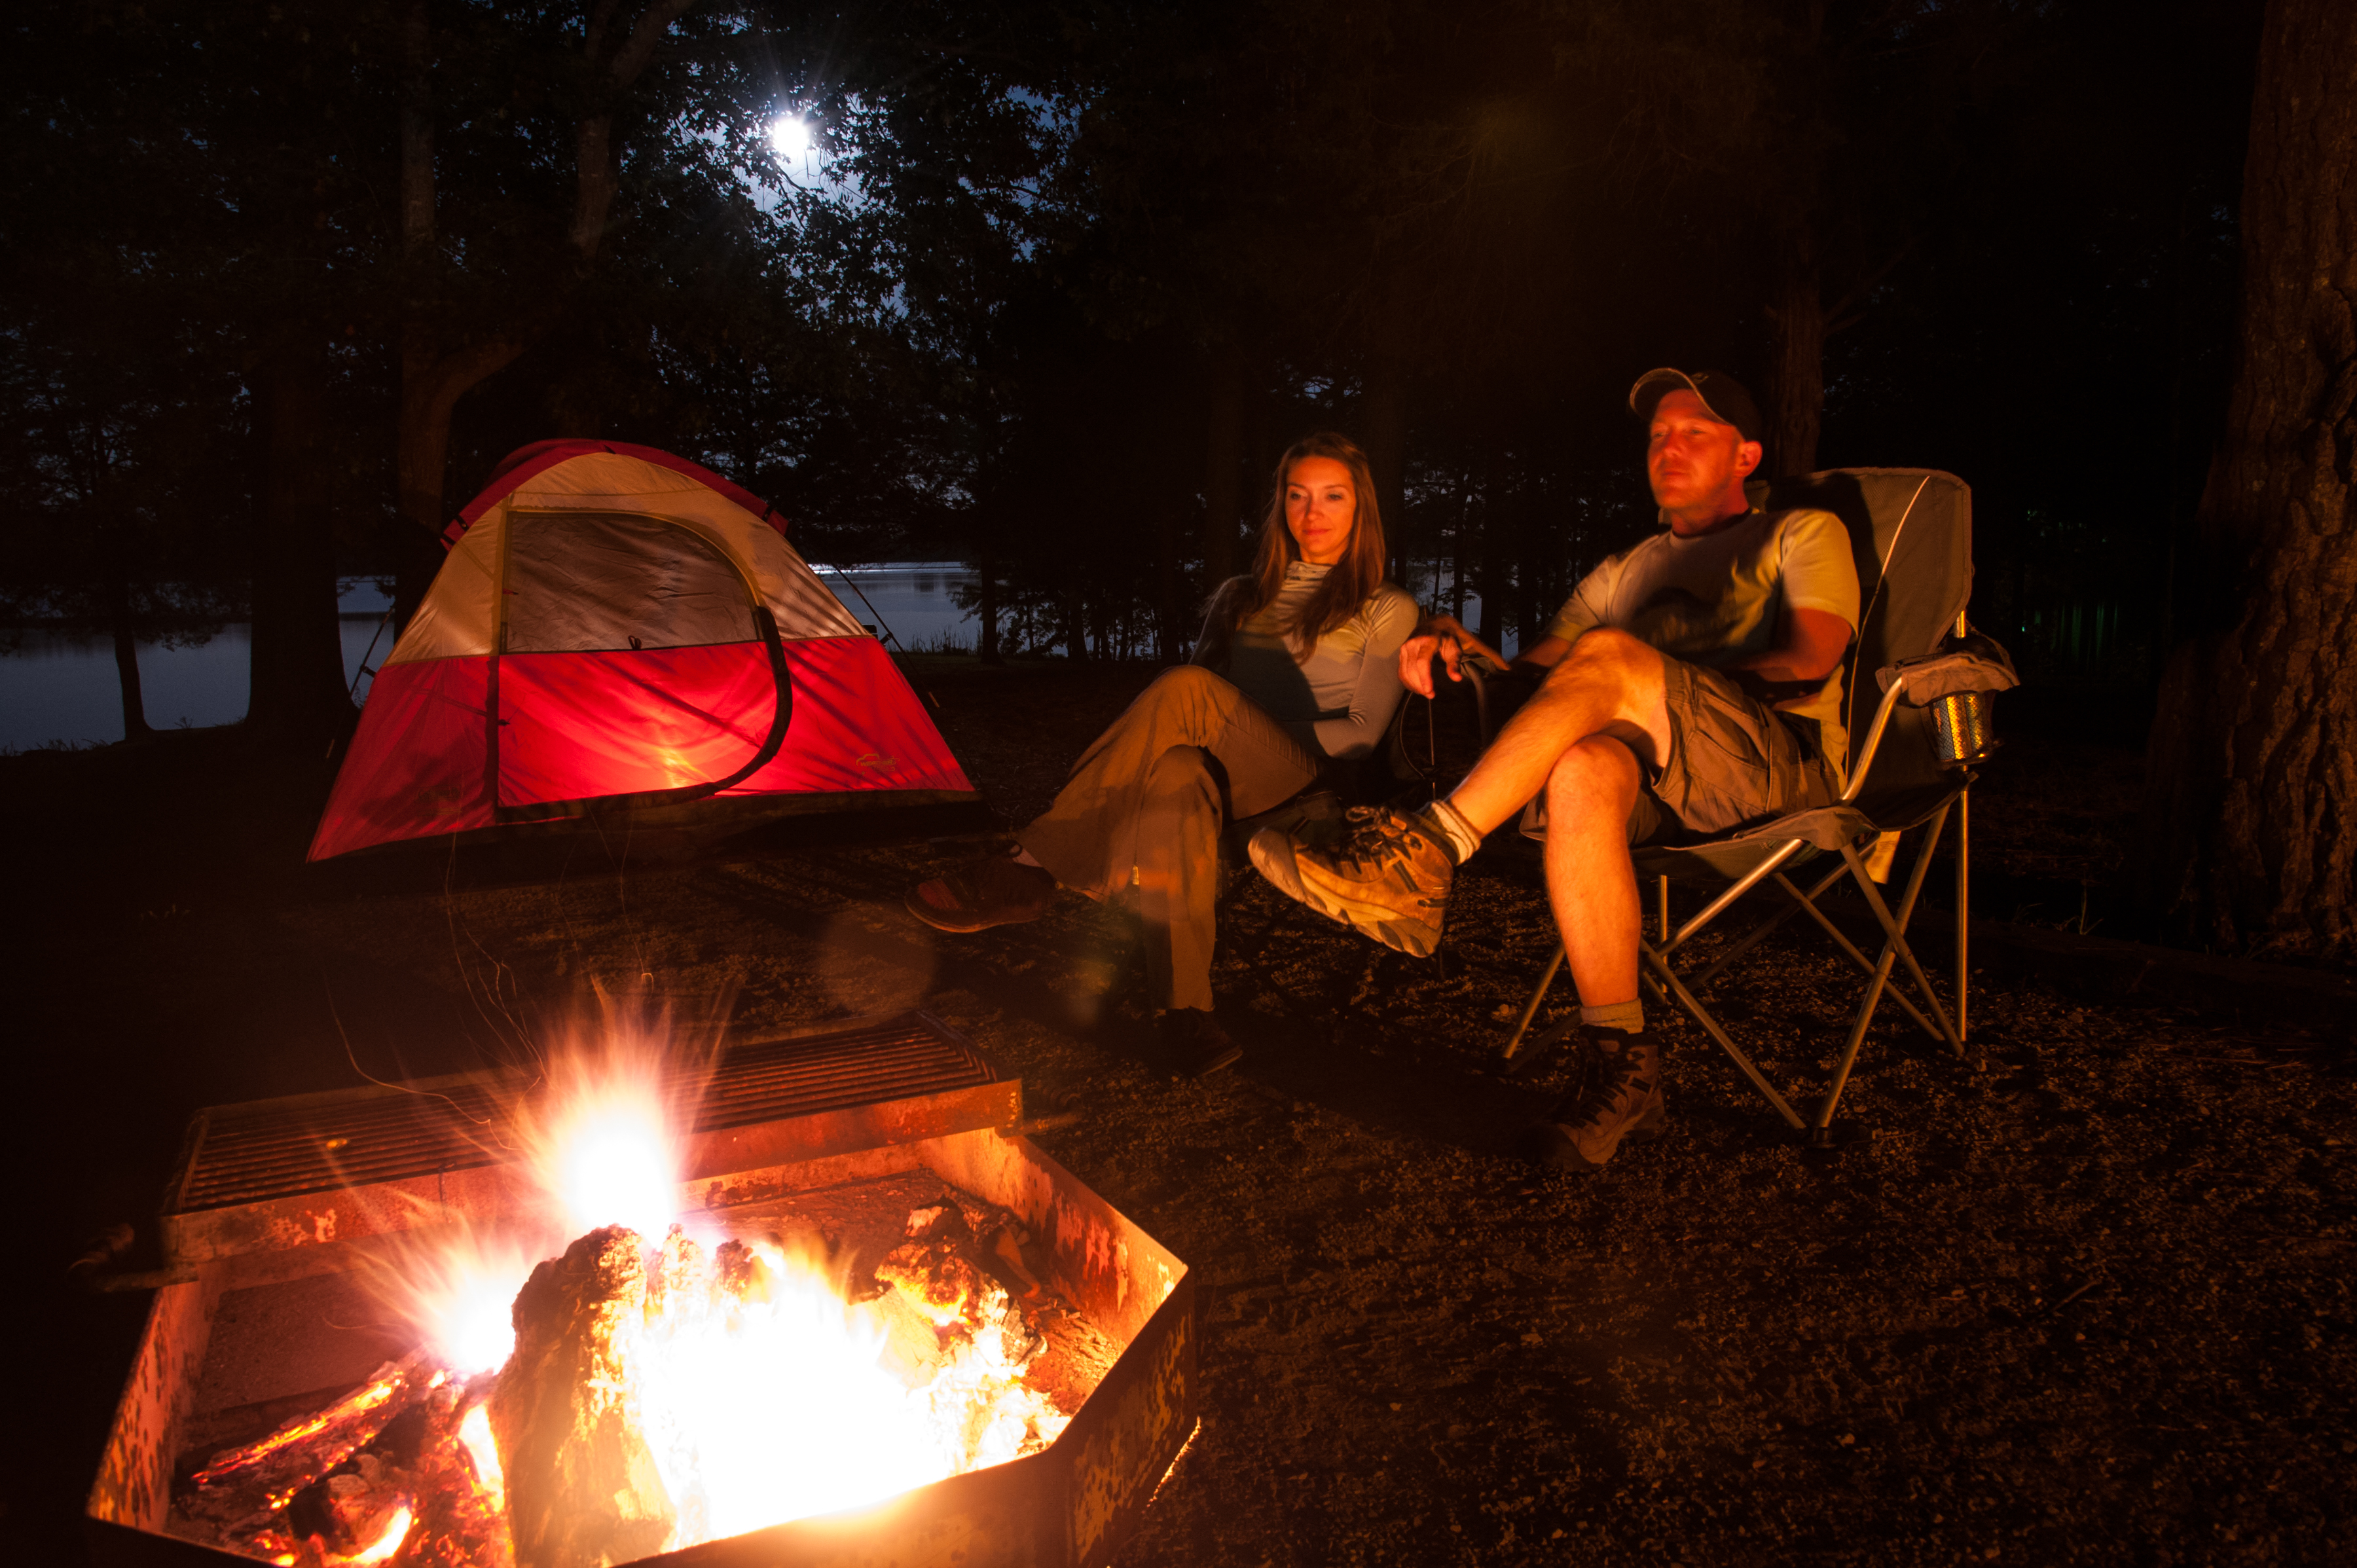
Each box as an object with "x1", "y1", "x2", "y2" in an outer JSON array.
[{"x1": 5, "y1": 658, "x2": 2351, "y2": 1565}]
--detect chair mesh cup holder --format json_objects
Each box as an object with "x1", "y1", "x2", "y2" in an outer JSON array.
[{"x1": 1930, "y1": 689, "x2": 1996, "y2": 767}]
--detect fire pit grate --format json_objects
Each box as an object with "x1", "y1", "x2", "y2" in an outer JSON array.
[
  {"x1": 167, "y1": 1012, "x2": 995, "y2": 1217},
  {"x1": 696, "y1": 1013, "x2": 994, "y2": 1129},
  {"x1": 171, "y1": 1077, "x2": 521, "y2": 1212}
]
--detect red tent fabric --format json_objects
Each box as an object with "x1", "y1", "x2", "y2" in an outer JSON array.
[{"x1": 310, "y1": 445, "x2": 977, "y2": 862}]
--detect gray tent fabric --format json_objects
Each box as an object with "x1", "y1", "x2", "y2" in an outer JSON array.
[{"x1": 503, "y1": 513, "x2": 758, "y2": 653}]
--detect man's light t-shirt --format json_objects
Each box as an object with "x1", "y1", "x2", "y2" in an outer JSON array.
[{"x1": 1544, "y1": 507, "x2": 1861, "y2": 765}]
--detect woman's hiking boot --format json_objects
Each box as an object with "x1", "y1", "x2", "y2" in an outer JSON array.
[
  {"x1": 1521, "y1": 1029, "x2": 1666, "y2": 1172},
  {"x1": 1161, "y1": 1008, "x2": 1241, "y2": 1077},
  {"x1": 905, "y1": 849, "x2": 1060, "y2": 933},
  {"x1": 1247, "y1": 804, "x2": 1453, "y2": 957}
]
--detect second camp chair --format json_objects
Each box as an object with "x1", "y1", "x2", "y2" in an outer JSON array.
[{"x1": 1498, "y1": 467, "x2": 2019, "y2": 1144}]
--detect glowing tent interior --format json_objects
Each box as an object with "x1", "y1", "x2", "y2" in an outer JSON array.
[{"x1": 310, "y1": 441, "x2": 983, "y2": 865}]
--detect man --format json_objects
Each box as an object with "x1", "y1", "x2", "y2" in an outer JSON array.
[{"x1": 1249, "y1": 369, "x2": 1858, "y2": 1171}]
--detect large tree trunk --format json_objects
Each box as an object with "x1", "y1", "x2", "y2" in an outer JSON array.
[
  {"x1": 390, "y1": 0, "x2": 683, "y2": 629},
  {"x1": 392, "y1": 1, "x2": 522, "y2": 629},
  {"x1": 1762, "y1": 224, "x2": 1827, "y2": 478},
  {"x1": 2143, "y1": 0, "x2": 2357, "y2": 962},
  {"x1": 247, "y1": 344, "x2": 353, "y2": 744}
]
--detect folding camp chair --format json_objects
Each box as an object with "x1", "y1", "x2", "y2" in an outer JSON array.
[{"x1": 1497, "y1": 468, "x2": 2018, "y2": 1144}]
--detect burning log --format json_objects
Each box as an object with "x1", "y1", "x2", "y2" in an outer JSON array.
[
  {"x1": 392, "y1": 1379, "x2": 513, "y2": 1568},
  {"x1": 180, "y1": 1349, "x2": 435, "y2": 1552},
  {"x1": 490, "y1": 1227, "x2": 676, "y2": 1568}
]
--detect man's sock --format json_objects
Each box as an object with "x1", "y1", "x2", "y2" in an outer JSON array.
[
  {"x1": 1580, "y1": 998, "x2": 1645, "y2": 1034},
  {"x1": 1416, "y1": 797, "x2": 1484, "y2": 866}
]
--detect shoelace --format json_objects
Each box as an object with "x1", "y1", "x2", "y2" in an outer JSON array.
[
  {"x1": 1556, "y1": 1048, "x2": 1643, "y2": 1126},
  {"x1": 1332, "y1": 806, "x2": 1432, "y2": 876}
]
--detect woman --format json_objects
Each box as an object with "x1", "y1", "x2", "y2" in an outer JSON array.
[{"x1": 906, "y1": 432, "x2": 1419, "y2": 1074}]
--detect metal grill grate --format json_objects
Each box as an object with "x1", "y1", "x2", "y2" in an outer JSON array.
[{"x1": 168, "y1": 1012, "x2": 996, "y2": 1216}]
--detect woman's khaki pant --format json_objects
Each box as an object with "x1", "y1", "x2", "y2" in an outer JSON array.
[{"x1": 1017, "y1": 666, "x2": 1321, "y2": 1012}]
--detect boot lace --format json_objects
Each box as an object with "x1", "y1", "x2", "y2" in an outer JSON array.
[
  {"x1": 1332, "y1": 805, "x2": 1434, "y2": 877},
  {"x1": 1554, "y1": 1046, "x2": 1641, "y2": 1129}
]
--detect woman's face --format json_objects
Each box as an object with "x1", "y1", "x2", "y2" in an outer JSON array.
[{"x1": 1285, "y1": 455, "x2": 1357, "y2": 566}]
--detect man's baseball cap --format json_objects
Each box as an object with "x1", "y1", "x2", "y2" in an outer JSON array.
[{"x1": 1629, "y1": 367, "x2": 1763, "y2": 445}]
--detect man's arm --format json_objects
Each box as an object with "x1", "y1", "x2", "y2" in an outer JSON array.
[
  {"x1": 1728, "y1": 606, "x2": 1851, "y2": 687},
  {"x1": 1397, "y1": 613, "x2": 1575, "y2": 697}
]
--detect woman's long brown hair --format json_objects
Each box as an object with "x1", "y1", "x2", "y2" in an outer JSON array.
[{"x1": 1205, "y1": 431, "x2": 1391, "y2": 655}]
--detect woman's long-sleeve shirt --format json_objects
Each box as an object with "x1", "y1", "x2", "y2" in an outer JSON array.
[{"x1": 1190, "y1": 563, "x2": 1419, "y2": 759}]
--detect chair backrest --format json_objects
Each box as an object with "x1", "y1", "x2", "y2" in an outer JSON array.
[{"x1": 1745, "y1": 467, "x2": 1973, "y2": 798}]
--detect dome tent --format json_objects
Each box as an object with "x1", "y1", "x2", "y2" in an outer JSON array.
[{"x1": 310, "y1": 441, "x2": 981, "y2": 864}]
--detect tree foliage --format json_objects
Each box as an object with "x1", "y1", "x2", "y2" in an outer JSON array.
[{"x1": 0, "y1": 0, "x2": 2263, "y2": 746}]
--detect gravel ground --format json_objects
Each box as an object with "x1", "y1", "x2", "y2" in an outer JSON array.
[{"x1": 5, "y1": 658, "x2": 2350, "y2": 1565}]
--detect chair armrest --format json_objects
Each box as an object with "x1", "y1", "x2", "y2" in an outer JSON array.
[
  {"x1": 1842, "y1": 672, "x2": 1912, "y2": 804},
  {"x1": 1875, "y1": 632, "x2": 2020, "y2": 706}
]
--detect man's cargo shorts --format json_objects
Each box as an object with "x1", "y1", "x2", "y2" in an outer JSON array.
[{"x1": 1516, "y1": 654, "x2": 1842, "y2": 846}]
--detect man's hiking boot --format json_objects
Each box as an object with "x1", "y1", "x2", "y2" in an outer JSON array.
[
  {"x1": 1161, "y1": 1008, "x2": 1241, "y2": 1077},
  {"x1": 1521, "y1": 1029, "x2": 1666, "y2": 1172},
  {"x1": 1247, "y1": 804, "x2": 1453, "y2": 957},
  {"x1": 905, "y1": 849, "x2": 1060, "y2": 934}
]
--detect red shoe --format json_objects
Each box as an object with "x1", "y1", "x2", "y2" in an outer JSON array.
[{"x1": 905, "y1": 850, "x2": 1061, "y2": 933}]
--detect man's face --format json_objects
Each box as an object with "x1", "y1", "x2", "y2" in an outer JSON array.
[{"x1": 1646, "y1": 388, "x2": 1760, "y2": 513}]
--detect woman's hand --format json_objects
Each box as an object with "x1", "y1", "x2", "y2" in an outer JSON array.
[{"x1": 1398, "y1": 615, "x2": 1508, "y2": 697}]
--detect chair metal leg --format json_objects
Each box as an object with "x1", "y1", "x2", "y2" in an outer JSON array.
[
  {"x1": 1687, "y1": 861, "x2": 1848, "y2": 991},
  {"x1": 1500, "y1": 942, "x2": 1565, "y2": 1061},
  {"x1": 1812, "y1": 805, "x2": 1962, "y2": 1136},
  {"x1": 1956, "y1": 788, "x2": 1970, "y2": 1046},
  {"x1": 1767, "y1": 869, "x2": 1948, "y2": 1043},
  {"x1": 1852, "y1": 807, "x2": 1965, "y2": 1059},
  {"x1": 1663, "y1": 836, "x2": 1810, "y2": 958},
  {"x1": 1641, "y1": 943, "x2": 1806, "y2": 1130}
]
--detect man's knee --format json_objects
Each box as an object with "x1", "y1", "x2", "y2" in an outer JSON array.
[
  {"x1": 1550, "y1": 626, "x2": 1651, "y2": 684},
  {"x1": 1545, "y1": 737, "x2": 1641, "y2": 816}
]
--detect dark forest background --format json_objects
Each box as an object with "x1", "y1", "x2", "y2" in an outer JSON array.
[{"x1": 0, "y1": 0, "x2": 2262, "y2": 727}]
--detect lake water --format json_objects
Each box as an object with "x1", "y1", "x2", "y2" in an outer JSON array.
[
  {"x1": 0, "y1": 564, "x2": 982, "y2": 752},
  {"x1": 0, "y1": 564, "x2": 1516, "y2": 752}
]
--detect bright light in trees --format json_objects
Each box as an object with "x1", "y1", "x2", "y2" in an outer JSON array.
[{"x1": 769, "y1": 116, "x2": 812, "y2": 162}]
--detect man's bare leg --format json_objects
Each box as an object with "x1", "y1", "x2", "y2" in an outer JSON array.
[
  {"x1": 1446, "y1": 628, "x2": 1672, "y2": 838},
  {"x1": 1521, "y1": 731, "x2": 1667, "y2": 1173},
  {"x1": 1541, "y1": 737, "x2": 1645, "y2": 1010},
  {"x1": 1246, "y1": 627, "x2": 1675, "y2": 959}
]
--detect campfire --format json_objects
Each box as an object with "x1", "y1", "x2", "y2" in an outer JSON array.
[{"x1": 90, "y1": 1013, "x2": 1193, "y2": 1568}]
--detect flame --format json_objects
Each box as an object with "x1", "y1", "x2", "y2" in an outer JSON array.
[
  {"x1": 339, "y1": 1505, "x2": 413, "y2": 1565},
  {"x1": 636, "y1": 1242, "x2": 943, "y2": 1541},
  {"x1": 456, "y1": 1399, "x2": 505, "y2": 1512},
  {"x1": 373, "y1": 1018, "x2": 1066, "y2": 1558}
]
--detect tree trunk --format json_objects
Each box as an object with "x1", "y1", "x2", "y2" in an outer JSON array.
[
  {"x1": 976, "y1": 543, "x2": 1000, "y2": 665},
  {"x1": 2142, "y1": 0, "x2": 2357, "y2": 962},
  {"x1": 1061, "y1": 582, "x2": 1087, "y2": 662},
  {"x1": 1203, "y1": 348, "x2": 1243, "y2": 587},
  {"x1": 393, "y1": 4, "x2": 524, "y2": 629},
  {"x1": 107, "y1": 575, "x2": 150, "y2": 740},
  {"x1": 1763, "y1": 225, "x2": 1826, "y2": 478},
  {"x1": 247, "y1": 344, "x2": 352, "y2": 744}
]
